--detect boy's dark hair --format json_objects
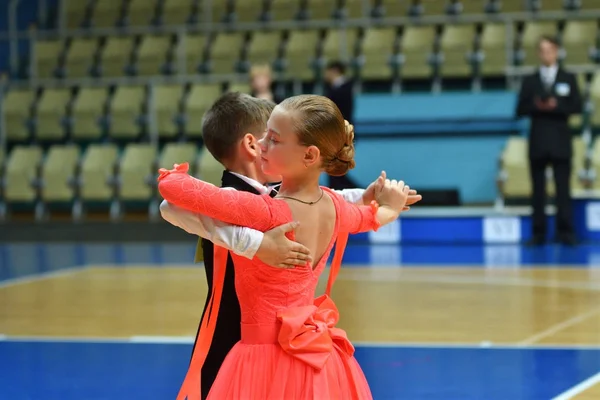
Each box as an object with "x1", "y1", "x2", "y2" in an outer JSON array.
[
  {"x1": 201, "y1": 92, "x2": 275, "y2": 164},
  {"x1": 326, "y1": 60, "x2": 346, "y2": 75},
  {"x1": 538, "y1": 34, "x2": 559, "y2": 48}
]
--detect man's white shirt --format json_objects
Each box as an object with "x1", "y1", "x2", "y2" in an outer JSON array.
[{"x1": 159, "y1": 172, "x2": 365, "y2": 259}]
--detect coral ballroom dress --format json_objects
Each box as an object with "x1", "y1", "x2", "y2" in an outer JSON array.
[{"x1": 158, "y1": 163, "x2": 380, "y2": 400}]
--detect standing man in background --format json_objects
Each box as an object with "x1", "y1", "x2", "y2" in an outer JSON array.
[
  {"x1": 516, "y1": 35, "x2": 583, "y2": 246},
  {"x1": 324, "y1": 60, "x2": 358, "y2": 190}
]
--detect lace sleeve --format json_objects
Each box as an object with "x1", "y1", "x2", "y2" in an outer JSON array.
[{"x1": 158, "y1": 163, "x2": 275, "y2": 231}]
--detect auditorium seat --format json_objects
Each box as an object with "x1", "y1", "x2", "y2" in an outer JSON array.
[
  {"x1": 498, "y1": 137, "x2": 531, "y2": 198},
  {"x1": 41, "y1": 145, "x2": 80, "y2": 203},
  {"x1": 80, "y1": 144, "x2": 118, "y2": 202},
  {"x1": 359, "y1": 27, "x2": 399, "y2": 80},
  {"x1": 420, "y1": 0, "x2": 448, "y2": 16},
  {"x1": 207, "y1": 32, "x2": 245, "y2": 74},
  {"x1": 538, "y1": 0, "x2": 565, "y2": 11},
  {"x1": 135, "y1": 34, "x2": 173, "y2": 76},
  {"x1": 568, "y1": 73, "x2": 587, "y2": 131},
  {"x1": 71, "y1": 86, "x2": 109, "y2": 142},
  {"x1": 90, "y1": 0, "x2": 124, "y2": 27},
  {"x1": 118, "y1": 143, "x2": 157, "y2": 201},
  {"x1": 35, "y1": 87, "x2": 72, "y2": 142},
  {"x1": 235, "y1": 0, "x2": 267, "y2": 22},
  {"x1": 246, "y1": 31, "x2": 284, "y2": 69},
  {"x1": 34, "y1": 40, "x2": 64, "y2": 79},
  {"x1": 4, "y1": 88, "x2": 35, "y2": 143},
  {"x1": 400, "y1": 25, "x2": 436, "y2": 79},
  {"x1": 182, "y1": 34, "x2": 208, "y2": 74},
  {"x1": 108, "y1": 85, "x2": 146, "y2": 140},
  {"x1": 159, "y1": 143, "x2": 198, "y2": 170},
  {"x1": 196, "y1": 147, "x2": 224, "y2": 187},
  {"x1": 500, "y1": 0, "x2": 525, "y2": 12},
  {"x1": 321, "y1": 29, "x2": 360, "y2": 66},
  {"x1": 561, "y1": 20, "x2": 598, "y2": 65},
  {"x1": 211, "y1": 0, "x2": 230, "y2": 23},
  {"x1": 227, "y1": 82, "x2": 251, "y2": 93},
  {"x1": 480, "y1": 23, "x2": 511, "y2": 76},
  {"x1": 97, "y1": 36, "x2": 136, "y2": 77},
  {"x1": 379, "y1": 0, "x2": 404, "y2": 17},
  {"x1": 282, "y1": 30, "x2": 321, "y2": 80},
  {"x1": 344, "y1": 0, "x2": 366, "y2": 18},
  {"x1": 63, "y1": 38, "x2": 99, "y2": 78},
  {"x1": 4, "y1": 145, "x2": 43, "y2": 203},
  {"x1": 65, "y1": 0, "x2": 90, "y2": 28},
  {"x1": 568, "y1": 136, "x2": 588, "y2": 193},
  {"x1": 518, "y1": 21, "x2": 559, "y2": 66},
  {"x1": 270, "y1": 0, "x2": 301, "y2": 22},
  {"x1": 591, "y1": 138, "x2": 600, "y2": 190},
  {"x1": 160, "y1": 0, "x2": 197, "y2": 25},
  {"x1": 306, "y1": 0, "x2": 339, "y2": 19},
  {"x1": 460, "y1": 0, "x2": 489, "y2": 14},
  {"x1": 439, "y1": 24, "x2": 477, "y2": 78},
  {"x1": 153, "y1": 84, "x2": 185, "y2": 139},
  {"x1": 126, "y1": 0, "x2": 159, "y2": 26},
  {"x1": 590, "y1": 72, "x2": 600, "y2": 126},
  {"x1": 183, "y1": 84, "x2": 222, "y2": 138}
]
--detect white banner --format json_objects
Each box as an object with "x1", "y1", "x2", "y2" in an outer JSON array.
[
  {"x1": 483, "y1": 217, "x2": 521, "y2": 243},
  {"x1": 586, "y1": 202, "x2": 600, "y2": 231},
  {"x1": 368, "y1": 219, "x2": 400, "y2": 244}
]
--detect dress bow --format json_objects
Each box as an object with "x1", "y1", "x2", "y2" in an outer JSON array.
[
  {"x1": 276, "y1": 295, "x2": 355, "y2": 370},
  {"x1": 157, "y1": 162, "x2": 189, "y2": 181}
]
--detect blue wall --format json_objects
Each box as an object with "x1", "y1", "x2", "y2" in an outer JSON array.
[{"x1": 0, "y1": 0, "x2": 43, "y2": 75}]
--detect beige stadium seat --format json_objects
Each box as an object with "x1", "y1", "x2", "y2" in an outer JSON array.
[
  {"x1": 91, "y1": 0, "x2": 123, "y2": 27},
  {"x1": 539, "y1": 0, "x2": 564, "y2": 11},
  {"x1": 211, "y1": 0, "x2": 229, "y2": 22},
  {"x1": 400, "y1": 25, "x2": 436, "y2": 79},
  {"x1": 306, "y1": 0, "x2": 338, "y2": 19},
  {"x1": 590, "y1": 72, "x2": 600, "y2": 127},
  {"x1": 182, "y1": 34, "x2": 208, "y2": 74},
  {"x1": 246, "y1": 31, "x2": 283, "y2": 68},
  {"x1": 227, "y1": 82, "x2": 251, "y2": 93},
  {"x1": 35, "y1": 88, "x2": 72, "y2": 142},
  {"x1": 440, "y1": 24, "x2": 476, "y2": 78},
  {"x1": 283, "y1": 30, "x2": 321, "y2": 80},
  {"x1": 3, "y1": 88, "x2": 35, "y2": 142},
  {"x1": 98, "y1": 36, "x2": 136, "y2": 77},
  {"x1": 519, "y1": 21, "x2": 559, "y2": 66},
  {"x1": 459, "y1": 0, "x2": 488, "y2": 14},
  {"x1": 135, "y1": 34, "x2": 173, "y2": 76},
  {"x1": 119, "y1": 143, "x2": 157, "y2": 201},
  {"x1": 379, "y1": 0, "x2": 404, "y2": 17},
  {"x1": 569, "y1": 136, "x2": 587, "y2": 193},
  {"x1": 108, "y1": 85, "x2": 146, "y2": 140},
  {"x1": 321, "y1": 29, "x2": 359, "y2": 65},
  {"x1": 344, "y1": 0, "x2": 365, "y2": 18},
  {"x1": 41, "y1": 145, "x2": 80, "y2": 203},
  {"x1": 270, "y1": 0, "x2": 300, "y2": 21},
  {"x1": 196, "y1": 147, "x2": 224, "y2": 187},
  {"x1": 153, "y1": 84, "x2": 184, "y2": 139},
  {"x1": 4, "y1": 145, "x2": 43, "y2": 203},
  {"x1": 235, "y1": 0, "x2": 266, "y2": 22},
  {"x1": 420, "y1": 0, "x2": 447, "y2": 15},
  {"x1": 207, "y1": 32, "x2": 245, "y2": 74},
  {"x1": 562, "y1": 21, "x2": 598, "y2": 65},
  {"x1": 71, "y1": 86, "x2": 109, "y2": 142},
  {"x1": 501, "y1": 0, "x2": 525, "y2": 12},
  {"x1": 63, "y1": 38, "x2": 99, "y2": 78},
  {"x1": 568, "y1": 74, "x2": 587, "y2": 131},
  {"x1": 592, "y1": 138, "x2": 600, "y2": 190},
  {"x1": 126, "y1": 0, "x2": 159, "y2": 26},
  {"x1": 499, "y1": 137, "x2": 531, "y2": 198},
  {"x1": 159, "y1": 143, "x2": 197, "y2": 170},
  {"x1": 34, "y1": 40, "x2": 64, "y2": 79},
  {"x1": 161, "y1": 0, "x2": 195, "y2": 25},
  {"x1": 183, "y1": 84, "x2": 222, "y2": 138},
  {"x1": 65, "y1": 0, "x2": 91, "y2": 28},
  {"x1": 480, "y1": 23, "x2": 512, "y2": 76},
  {"x1": 80, "y1": 144, "x2": 118, "y2": 202},
  {"x1": 359, "y1": 27, "x2": 398, "y2": 80}
]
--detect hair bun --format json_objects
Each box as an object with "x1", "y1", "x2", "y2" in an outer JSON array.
[{"x1": 324, "y1": 121, "x2": 356, "y2": 176}]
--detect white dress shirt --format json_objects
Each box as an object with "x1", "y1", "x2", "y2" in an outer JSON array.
[
  {"x1": 159, "y1": 173, "x2": 365, "y2": 260},
  {"x1": 539, "y1": 64, "x2": 558, "y2": 89}
]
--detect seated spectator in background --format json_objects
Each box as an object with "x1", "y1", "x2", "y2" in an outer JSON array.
[
  {"x1": 324, "y1": 60, "x2": 357, "y2": 190},
  {"x1": 250, "y1": 64, "x2": 285, "y2": 104}
]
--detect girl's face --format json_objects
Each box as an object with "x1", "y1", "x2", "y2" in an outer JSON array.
[{"x1": 259, "y1": 108, "x2": 317, "y2": 178}]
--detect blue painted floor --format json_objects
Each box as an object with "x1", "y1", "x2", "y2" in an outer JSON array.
[{"x1": 1, "y1": 341, "x2": 599, "y2": 399}]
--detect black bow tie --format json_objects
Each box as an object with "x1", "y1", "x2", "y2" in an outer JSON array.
[{"x1": 268, "y1": 184, "x2": 280, "y2": 198}]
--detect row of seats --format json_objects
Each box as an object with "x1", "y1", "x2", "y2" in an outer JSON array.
[
  {"x1": 498, "y1": 136, "x2": 600, "y2": 198},
  {"x1": 64, "y1": 0, "x2": 594, "y2": 29},
  {"x1": 3, "y1": 81, "x2": 247, "y2": 143},
  {"x1": 31, "y1": 19, "x2": 600, "y2": 81},
  {"x1": 0, "y1": 142, "x2": 223, "y2": 214},
  {"x1": 4, "y1": 70, "x2": 600, "y2": 144}
]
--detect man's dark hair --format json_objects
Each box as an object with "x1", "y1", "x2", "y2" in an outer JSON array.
[
  {"x1": 201, "y1": 92, "x2": 275, "y2": 164},
  {"x1": 326, "y1": 60, "x2": 346, "y2": 75},
  {"x1": 538, "y1": 34, "x2": 559, "y2": 48}
]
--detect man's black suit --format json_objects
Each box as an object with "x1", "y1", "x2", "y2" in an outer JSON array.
[
  {"x1": 190, "y1": 171, "x2": 275, "y2": 399},
  {"x1": 516, "y1": 67, "x2": 582, "y2": 241}
]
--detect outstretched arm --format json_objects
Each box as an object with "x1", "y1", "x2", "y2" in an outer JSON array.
[{"x1": 158, "y1": 163, "x2": 274, "y2": 231}]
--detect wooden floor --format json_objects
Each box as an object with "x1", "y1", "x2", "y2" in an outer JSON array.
[{"x1": 2, "y1": 265, "x2": 600, "y2": 346}]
